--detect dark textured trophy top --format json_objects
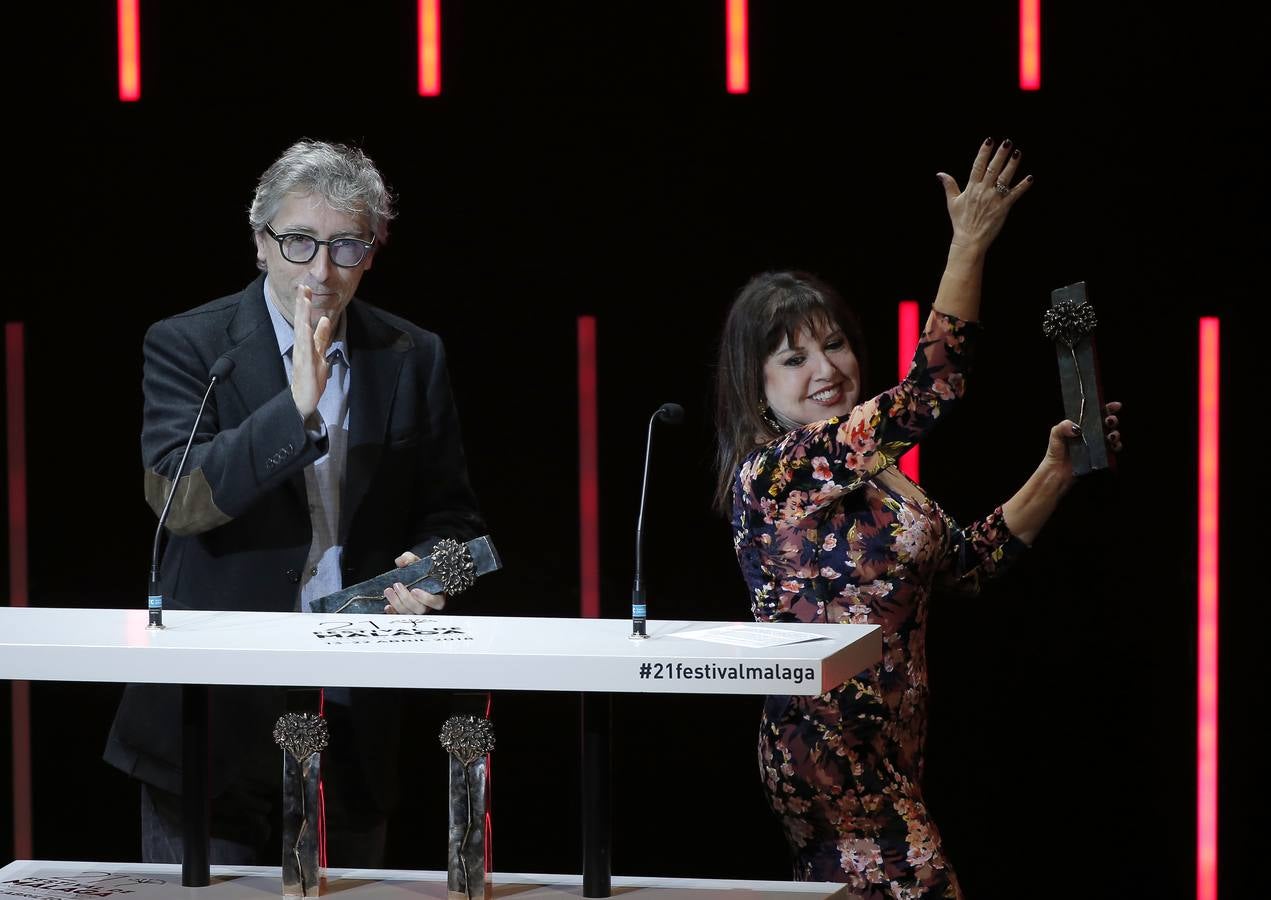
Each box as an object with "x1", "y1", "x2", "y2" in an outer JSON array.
[
  {"x1": 273, "y1": 712, "x2": 330, "y2": 762},
  {"x1": 439, "y1": 715, "x2": 495, "y2": 765},
  {"x1": 1043, "y1": 297, "x2": 1098, "y2": 347}
]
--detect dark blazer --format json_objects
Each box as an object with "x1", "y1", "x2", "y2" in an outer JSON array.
[{"x1": 104, "y1": 276, "x2": 485, "y2": 809}]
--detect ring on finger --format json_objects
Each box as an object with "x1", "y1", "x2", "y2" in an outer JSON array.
[{"x1": 994, "y1": 182, "x2": 1011, "y2": 195}]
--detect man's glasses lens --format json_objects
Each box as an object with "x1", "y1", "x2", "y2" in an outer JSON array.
[
  {"x1": 329, "y1": 240, "x2": 371, "y2": 267},
  {"x1": 278, "y1": 234, "x2": 318, "y2": 263}
]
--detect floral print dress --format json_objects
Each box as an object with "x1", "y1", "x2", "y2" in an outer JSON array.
[{"x1": 731, "y1": 311, "x2": 1025, "y2": 897}]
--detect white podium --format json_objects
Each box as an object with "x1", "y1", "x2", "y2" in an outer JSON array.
[{"x1": 0, "y1": 608, "x2": 879, "y2": 895}]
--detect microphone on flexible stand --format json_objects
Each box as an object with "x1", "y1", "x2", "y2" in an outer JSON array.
[
  {"x1": 148, "y1": 355, "x2": 235, "y2": 630},
  {"x1": 631, "y1": 402, "x2": 684, "y2": 639}
]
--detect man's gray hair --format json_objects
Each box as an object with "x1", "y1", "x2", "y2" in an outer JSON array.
[{"x1": 249, "y1": 140, "x2": 396, "y2": 245}]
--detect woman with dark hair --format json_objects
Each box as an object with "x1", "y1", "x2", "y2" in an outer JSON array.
[{"x1": 716, "y1": 139, "x2": 1120, "y2": 895}]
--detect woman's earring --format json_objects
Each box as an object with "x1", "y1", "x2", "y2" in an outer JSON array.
[{"x1": 758, "y1": 399, "x2": 782, "y2": 432}]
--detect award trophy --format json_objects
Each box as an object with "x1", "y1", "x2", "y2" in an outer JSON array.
[
  {"x1": 310, "y1": 536, "x2": 502, "y2": 615},
  {"x1": 272, "y1": 713, "x2": 329, "y2": 898},
  {"x1": 1045, "y1": 282, "x2": 1109, "y2": 475},
  {"x1": 440, "y1": 715, "x2": 496, "y2": 900}
]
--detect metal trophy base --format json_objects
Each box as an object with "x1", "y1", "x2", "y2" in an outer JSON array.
[
  {"x1": 447, "y1": 755, "x2": 490, "y2": 900},
  {"x1": 281, "y1": 752, "x2": 322, "y2": 898}
]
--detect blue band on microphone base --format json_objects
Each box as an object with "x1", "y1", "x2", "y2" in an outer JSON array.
[
  {"x1": 632, "y1": 604, "x2": 647, "y2": 618},
  {"x1": 148, "y1": 595, "x2": 163, "y2": 610}
]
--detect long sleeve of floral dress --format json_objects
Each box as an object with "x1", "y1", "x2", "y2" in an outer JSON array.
[{"x1": 932, "y1": 505, "x2": 1026, "y2": 596}]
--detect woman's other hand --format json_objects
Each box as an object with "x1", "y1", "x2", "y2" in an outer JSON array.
[
  {"x1": 1001, "y1": 402, "x2": 1122, "y2": 543},
  {"x1": 1044, "y1": 401, "x2": 1124, "y2": 490}
]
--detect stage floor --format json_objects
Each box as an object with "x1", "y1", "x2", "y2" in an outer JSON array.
[{"x1": 0, "y1": 860, "x2": 849, "y2": 898}]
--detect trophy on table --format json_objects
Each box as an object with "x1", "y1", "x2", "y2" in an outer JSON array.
[
  {"x1": 440, "y1": 715, "x2": 496, "y2": 900},
  {"x1": 272, "y1": 712, "x2": 329, "y2": 898}
]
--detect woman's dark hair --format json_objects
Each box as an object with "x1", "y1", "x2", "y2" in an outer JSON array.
[{"x1": 713, "y1": 271, "x2": 868, "y2": 516}]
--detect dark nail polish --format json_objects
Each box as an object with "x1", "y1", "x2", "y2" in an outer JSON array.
[
  {"x1": 1026, "y1": 174, "x2": 1034, "y2": 182},
  {"x1": 984, "y1": 136, "x2": 994, "y2": 145},
  {"x1": 1012, "y1": 149, "x2": 1021, "y2": 159},
  {"x1": 1003, "y1": 139, "x2": 1012, "y2": 149},
  {"x1": 1071, "y1": 424, "x2": 1082, "y2": 436}
]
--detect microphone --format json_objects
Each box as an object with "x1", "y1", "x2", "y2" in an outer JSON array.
[
  {"x1": 632, "y1": 402, "x2": 684, "y2": 638},
  {"x1": 148, "y1": 355, "x2": 235, "y2": 629}
]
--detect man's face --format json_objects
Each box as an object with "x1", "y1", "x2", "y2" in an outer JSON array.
[{"x1": 254, "y1": 192, "x2": 375, "y2": 329}]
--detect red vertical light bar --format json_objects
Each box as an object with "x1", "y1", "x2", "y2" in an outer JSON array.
[
  {"x1": 726, "y1": 0, "x2": 749, "y2": 94},
  {"x1": 1197, "y1": 317, "x2": 1220, "y2": 900},
  {"x1": 897, "y1": 301, "x2": 920, "y2": 481},
  {"x1": 578, "y1": 317, "x2": 600, "y2": 618},
  {"x1": 1019, "y1": 0, "x2": 1041, "y2": 90},
  {"x1": 6, "y1": 322, "x2": 32, "y2": 861},
  {"x1": 418, "y1": 0, "x2": 442, "y2": 96},
  {"x1": 118, "y1": 0, "x2": 141, "y2": 101}
]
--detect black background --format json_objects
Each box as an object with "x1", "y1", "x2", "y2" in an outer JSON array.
[{"x1": 1, "y1": 2, "x2": 1262, "y2": 898}]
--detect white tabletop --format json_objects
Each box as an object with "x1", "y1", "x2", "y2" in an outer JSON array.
[
  {"x1": 0, "y1": 608, "x2": 878, "y2": 696},
  {"x1": 0, "y1": 860, "x2": 850, "y2": 898}
]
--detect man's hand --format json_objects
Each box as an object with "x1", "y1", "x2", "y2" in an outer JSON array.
[
  {"x1": 291, "y1": 286, "x2": 332, "y2": 420},
  {"x1": 383, "y1": 550, "x2": 448, "y2": 614}
]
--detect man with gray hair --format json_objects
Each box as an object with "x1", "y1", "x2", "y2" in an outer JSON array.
[{"x1": 105, "y1": 139, "x2": 486, "y2": 866}]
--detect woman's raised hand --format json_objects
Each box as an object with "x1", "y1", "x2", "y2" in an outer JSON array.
[{"x1": 937, "y1": 137, "x2": 1034, "y2": 255}]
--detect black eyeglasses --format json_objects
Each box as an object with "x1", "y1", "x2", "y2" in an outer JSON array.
[{"x1": 265, "y1": 223, "x2": 375, "y2": 268}]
